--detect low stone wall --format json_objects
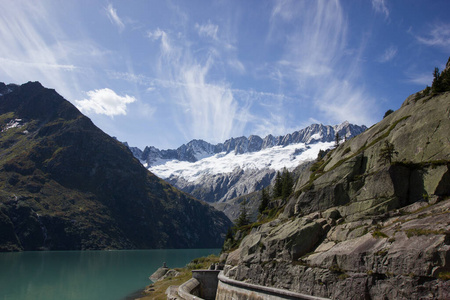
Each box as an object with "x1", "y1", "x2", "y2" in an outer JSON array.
[
  {"x1": 178, "y1": 278, "x2": 201, "y2": 300},
  {"x1": 216, "y1": 272, "x2": 330, "y2": 300}
]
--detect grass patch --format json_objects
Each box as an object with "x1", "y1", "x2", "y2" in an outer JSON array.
[
  {"x1": 438, "y1": 271, "x2": 450, "y2": 281},
  {"x1": 139, "y1": 255, "x2": 220, "y2": 300},
  {"x1": 372, "y1": 230, "x2": 389, "y2": 239},
  {"x1": 405, "y1": 228, "x2": 446, "y2": 238}
]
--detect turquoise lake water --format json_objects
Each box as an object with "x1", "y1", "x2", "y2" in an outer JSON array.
[{"x1": 0, "y1": 249, "x2": 220, "y2": 300}]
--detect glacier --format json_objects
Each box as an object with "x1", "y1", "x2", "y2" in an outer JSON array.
[{"x1": 149, "y1": 141, "x2": 335, "y2": 182}]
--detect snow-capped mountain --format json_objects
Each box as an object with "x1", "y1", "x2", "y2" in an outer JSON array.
[
  {"x1": 129, "y1": 122, "x2": 367, "y2": 209},
  {"x1": 131, "y1": 121, "x2": 366, "y2": 168}
]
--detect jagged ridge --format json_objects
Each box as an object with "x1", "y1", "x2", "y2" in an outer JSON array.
[{"x1": 129, "y1": 122, "x2": 367, "y2": 167}]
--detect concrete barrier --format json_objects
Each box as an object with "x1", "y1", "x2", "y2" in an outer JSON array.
[
  {"x1": 192, "y1": 270, "x2": 220, "y2": 300},
  {"x1": 216, "y1": 272, "x2": 330, "y2": 300},
  {"x1": 178, "y1": 278, "x2": 202, "y2": 300}
]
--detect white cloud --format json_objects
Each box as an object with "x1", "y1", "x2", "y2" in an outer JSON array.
[
  {"x1": 105, "y1": 4, "x2": 125, "y2": 32},
  {"x1": 371, "y1": 0, "x2": 389, "y2": 19},
  {"x1": 378, "y1": 45, "x2": 398, "y2": 63},
  {"x1": 195, "y1": 21, "x2": 219, "y2": 40},
  {"x1": 75, "y1": 88, "x2": 136, "y2": 117},
  {"x1": 416, "y1": 23, "x2": 450, "y2": 49}
]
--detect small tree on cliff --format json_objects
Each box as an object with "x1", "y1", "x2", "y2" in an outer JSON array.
[
  {"x1": 236, "y1": 198, "x2": 250, "y2": 227},
  {"x1": 383, "y1": 109, "x2": 394, "y2": 119},
  {"x1": 273, "y1": 171, "x2": 283, "y2": 198},
  {"x1": 258, "y1": 187, "x2": 270, "y2": 214},
  {"x1": 281, "y1": 168, "x2": 294, "y2": 200},
  {"x1": 335, "y1": 132, "x2": 340, "y2": 148},
  {"x1": 379, "y1": 141, "x2": 398, "y2": 165}
]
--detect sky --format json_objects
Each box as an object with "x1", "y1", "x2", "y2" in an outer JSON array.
[{"x1": 0, "y1": 0, "x2": 449, "y2": 149}]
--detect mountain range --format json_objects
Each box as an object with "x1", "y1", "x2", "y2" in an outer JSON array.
[
  {"x1": 129, "y1": 122, "x2": 367, "y2": 166},
  {"x1": 0, "y1": 81, "x2": 232, "y2": 251},
  {"x1": 128, "y1": 122, "x2": 367, "y2": 220}
]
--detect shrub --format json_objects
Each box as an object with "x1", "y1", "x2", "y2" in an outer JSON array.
[{"x1": 383, "y1": 109, "x2": 394, "y2": 118}]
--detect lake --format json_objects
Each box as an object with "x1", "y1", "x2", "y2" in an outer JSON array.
[{"x1": 0, "y1": 248, "x2": 220, "y2": 300}]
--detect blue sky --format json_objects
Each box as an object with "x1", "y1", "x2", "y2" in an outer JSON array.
[{"x1": 0, "y1": 0, "x2": 449, "y2": 149}]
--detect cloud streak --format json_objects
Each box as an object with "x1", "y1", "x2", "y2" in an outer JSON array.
[
  {"x1": 147, "y1": 26, "x2": 248, "y2": 143},
  {"x1": 195, "y1": 21, "x2": 219, "y2": 40},
  {"x1": 416, "y1": 23, "x2": 450, "y2": 49},
  {"x1": 268, "y1": 0, "x2": 376, "y2": 127},
  {"x1": 105, "y1": 4, "x2": 125, "y2": 32},
  {"x1": 0, "y1": 1, "x2": 78, "y2": 99},
  {"x1": 371, "y1": 0, "x2": 389, "y2": 19},
  {"x1": 378, "y1": 45, "x2": 398, "y2": 63}
]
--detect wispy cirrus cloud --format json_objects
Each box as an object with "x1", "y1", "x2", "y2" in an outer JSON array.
[
  {"x1": 146, "y1": 26, "x2": 249, "y2": 143},
  {"x1": 268, "y1": 0, "x2": 377, "y2": 127},
  {"x1": 378, "y1": 45, "x2": 398, "y2": 63},
  {"x1": 195, "y1": 21, "x2": 219, "y2": 40},
  {"x1": 371, "y1": 0, "x2": 389, "y2": 19},
  {"x1": 405, "y1": 72, "x2": 432, "y2": 86},
  {"x1": 105, "y1": 3, "x2": 125, "y2": 32},
  {"x1": 147, "y1": 28, "x2": 173, "y2": 57},
  {"x1": 0, "y1": 1, "x2": 78, "y2": 99},
  {"x1": 416, "y1": 22, "x2": 450, "y2": 49},
  {"x1": 75, "y1": 88, "x2": 136, "y2": 117}
]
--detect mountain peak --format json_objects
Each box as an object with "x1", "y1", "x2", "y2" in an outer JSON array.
[{"x1": 130, "y1": 122, "x2": 367, "y2": 167}]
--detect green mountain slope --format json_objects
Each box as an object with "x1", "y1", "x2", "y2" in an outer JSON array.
[{"x1": 0, "y1": 81, "x2": 232, "y2": 251}]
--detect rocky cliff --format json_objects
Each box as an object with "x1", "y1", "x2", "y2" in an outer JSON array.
[
  {"x1": 0, "y1": 82, "x2": 232, "y2": 251},
  {"x1": 221, "y1": 86, "x2": 450, "y2": 299}
]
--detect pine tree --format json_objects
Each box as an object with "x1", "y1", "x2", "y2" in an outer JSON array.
[
  {"x1": 258, "y1": 187, "x2": 270, "y2": 214},
  {"x1": 335, "y1": 132, "x2": 340, "y2": 148},
  {"x1": 281, "y1": 168, "x2": 293, "y2": 200},
  {"x1": 317, "y1": 149, "x2": 326, "y2": 161},
  {"x1": 379, "y1": 141, "x2": 398, "y2": 165},
  {"x1": 432, "y1": 67, "x2": 441, "y2": 93},
  {"x1": 236, "y1": 198, "x2": 249, "y2": 227},
  {"x1": 383, "y1": 109, "x2": 394, "y2": 118},
  {"x1": 273, "y1": 171, "x2": 283, "y2": 198}
]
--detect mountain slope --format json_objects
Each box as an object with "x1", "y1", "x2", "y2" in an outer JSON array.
[
  {"x1": 0, "y1": 82, "x2": 232, "y2": 251},
  {"x1": 220, "y1": 83, "x2": 450, "y2": 297}
]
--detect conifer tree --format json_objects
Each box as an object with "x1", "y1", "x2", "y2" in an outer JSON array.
[
  {"x1": 273, "y1": 171, "x2": 283, "y2": 198},
  {"x1": 236, "y1": 198, "x2": 249, "y2": 227},
  {"x1": 335, "y1": 132, "x2": 340, "y2": 148},
  {"x1": 281, "y1": 168, "x2": 294, "y2": 199},
  {"x1": 258, "y1": 187, "x2": 270, "y2": 214},
  {"x1": 383, "y1": 109, "x2": 394, "y2": 118},
  {"x1": 432, "y1": 67, "x2": 442, "y2": 93},
  {"x1": 379, "y1": 141, "x2": 398, "y2": 165}
]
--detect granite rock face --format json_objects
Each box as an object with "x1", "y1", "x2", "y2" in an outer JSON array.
[{"x1": 223, "y1": 91, "x2": 450, "y2": 299}]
